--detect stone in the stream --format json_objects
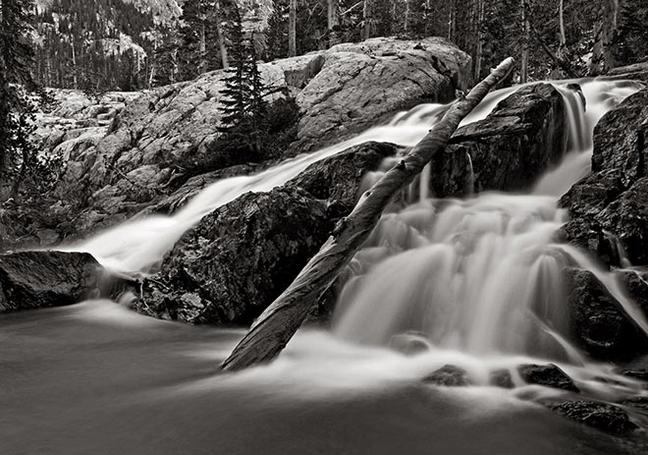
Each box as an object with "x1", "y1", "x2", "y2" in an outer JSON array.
[
  {"x1": 489, "y1": 369, "x2": 515, "y2": 389},
  {"x1": 423, "y1": 365, "x2": 472, "y2": 387},
  {"x1": 517, "y1": 363, "x2": 579, "y2": 392},
  {"x1": 431, "y1": 83, "x2": 568, "y2": 198},
  {"x1": 565, "y1": 268, "x2": 648, "y2": 361},
  {"x1": 548, "y1": 400, "x2": 638, "y2": 436},
  {"x1": 138, "y1": 186, "x2": 332, "y2": 324},
  {"x1": 0, "y1": 251, "x2": 101, "y2": 312}
]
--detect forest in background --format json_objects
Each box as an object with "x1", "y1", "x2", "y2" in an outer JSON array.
[{"x1": 30, "y1": 0, "x2": 648, "y2": 92}]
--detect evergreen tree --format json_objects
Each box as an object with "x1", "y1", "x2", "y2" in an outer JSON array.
[
  {"x1": 218, "y1": 7, "x2": 268, "y2": 154},
  {"x1": 0, "y1": 0, "x2": 37, "y2": 198}
]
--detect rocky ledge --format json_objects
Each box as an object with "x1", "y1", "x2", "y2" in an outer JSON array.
[
  {"x1": 20, "y1": 37, "x2": 470, "y2": 247},
  {"x1": 559, "y1": 87, "x2": 648, "y2": 361}
]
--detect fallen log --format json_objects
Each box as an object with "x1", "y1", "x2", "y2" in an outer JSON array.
[{"x1": 221, "y1": 57, "x2": 516, "y2": 371}]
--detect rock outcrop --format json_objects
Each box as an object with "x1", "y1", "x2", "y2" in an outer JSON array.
[
  {"x1": 136, "y1": 142, "x2": 399, "y2": 324},
  {"x1": 429, "y1": 83, "x2": 568, "y2": 197},
  {"x1": 560, "y1": 88, "x2": 648, "y2": 267},
  {"x1": 566, "y1": 268, "x2": 648, "y2": 360},
  {"x1": 34, "y1": 37, "x2": 470, "y2": 245},
  {"x1": 0, "y1": 251, "x2": 101, "y2": 312}
]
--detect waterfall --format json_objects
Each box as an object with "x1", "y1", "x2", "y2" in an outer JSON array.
[
  {"x1": 333, "y1": 79, "x2": 647, "y2": 363},
  {"x1": 63, "y1": 78, "x2": 644, "y2": 363}
]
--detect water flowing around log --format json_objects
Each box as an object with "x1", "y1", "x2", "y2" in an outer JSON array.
[{"x1": 334, "y1": 79, "x2": 647, "y2": 363}]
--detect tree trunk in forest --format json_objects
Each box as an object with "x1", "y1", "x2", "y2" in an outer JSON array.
[
  {"x1": 520, "y1": 0, "x2": 529, "y2": 83},
  {"x1": 558, "y1": 0, "x2": 566, "y2": 54},
  {"x1": 288, "y1": 0, "x2": 297, "y2": 56},
  {"x1": 447, "y1": 1, "x2": 455, "y2": 40},
  {"x1": 200, "y1": 21, "x2": 207, "y2": 73},
  {"x1": 362, "y1": 0, "x2": 372, "y2": 40},
  {"x1": 215, "y1": 1, "x2": 229, "y2": 68},
  {"x1": 474, "y1": 0, "x2": 485, "y2": 79},
  {"x1": 327, "y1": 0, "x2": 339, "y2": 47},
  {"x1": 71, "y1": 42, "x2": 78, "y2": 89},
  {"x1": 220, "y1": 57, "x2": 516, "y2": 372}
]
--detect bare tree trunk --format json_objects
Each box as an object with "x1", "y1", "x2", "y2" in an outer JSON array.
[
  {"x1": 474, "y1": 0, "x2": 485, "y2": 79},
  {"x1": 447, "y1": 1, "x2": 455, "y2": 40},
  {"x1": 200, "y1": 21, "x2": 207, "y2": 73},
  {"x1": 327, "y1": 0, "x2": 339, "y2": 47},
  {"x1": 520, "y1": 0, "x2": 529, "y2": 83},
  {"x1": 288, "y1": 0, "x2": 297, "y2": 56},
  {"x1": 557, "y1": 0, "x2": 566, "y2": 59},
  {"x1": 362, "y1": 0, "x2": 372, "y2": 40},
  {"x1": 215, "y1": 1, "x2": 229, "y2": 68},
  {"x1": 71, "y1": 42, "x2": 78, "y2": 89},
  {"x1": 221, "y1": 57, "x2": 516, "y2": 372}
]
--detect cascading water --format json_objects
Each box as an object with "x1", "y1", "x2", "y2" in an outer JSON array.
[
  {"x1": 334, "y1": 79, "x2": 648, "y2": 367},
  {"x1": 5, "y1": 78, "x2": 648, "y2": 455}
]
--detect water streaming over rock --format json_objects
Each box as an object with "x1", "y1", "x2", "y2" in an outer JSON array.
[
  {"x1": 334, "y1": 79, "x2": 648, "y2": 364},
  {"x1": 5, "y1": 78, "x2": 648, "y2": 454}
]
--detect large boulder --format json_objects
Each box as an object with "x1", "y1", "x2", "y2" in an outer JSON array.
[
  {"x1": 37, "y1": 37, "x2": 469, "y2": 243},
  {"x1": 137, "y1": 187, "x2": 331, "y2": 324},
  {"x1": 560, "y1": 88, "x2": 648, "y2": 266},
  {"x1": 429, "y1": 83, "x2": 568, "y2": 197},
  {"x1": 295, "y1": 37, "x2": 471, "y2": 149},
  {"x1": 566, "y1": 268, "x2": 648, "y2": 360},
  {"x1": 135, "y1": 142, "x2": 399, "y2": 324},
  {"x1": 0, "y1": 251, "x2": 101, "y2": 312}
]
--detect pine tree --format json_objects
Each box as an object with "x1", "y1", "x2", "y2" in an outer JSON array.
[
  {"x1": 0, "y1": 0, "x2": 37, "y2": 198},
  {"x1": 218, "y1": 7, "x2": 268, "y2": 154}
]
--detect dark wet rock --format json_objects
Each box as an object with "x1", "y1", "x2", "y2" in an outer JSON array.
[
  {"x1": 560, "y1": 88, "x2": 648, "y2": 266},
  {"x1": 431, "y1": 83, "x2": 568, "y2": 197},
  {"x1": 489, "y1": 369, "x2": 515, "y2": 389},
  {"x1": 137, "y1": 187, "x2": 331, "y2": 324},
  {"x1": 423, "y1": 365, "x2": 472, "y2": 387},
  {"x1": 135, "y1": 141, "x2": 399, "y2": 325},
  {"x1": 566, "y1": 268, "x2": 648, "y2": 361},
  {"x1": 517, "y1": 363, "x2": 579, "y2": 392},
  {"x1": 548, "y1": 400, "x2": 638, "y2": 435},
  {"x1": 0, "y1": 251, "x2": 101, "y2": 312},
  {"x1": 288, "y1": 141, "x2": 400, "y2": 218}
]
